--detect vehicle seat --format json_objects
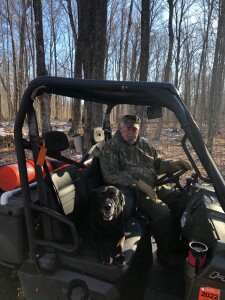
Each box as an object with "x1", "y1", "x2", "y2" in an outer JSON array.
[
  {"x1": 81, "y1": 156, "x2": 104, "y2": 197},
  {"x1": 43, "y1": 130, "x2": 81, "y2": 168},
  {"x1": 42, "y1": 131, "x2": 88, "y2": 242},
  {"x1": 44, "y1": 164, "x2": 89, "y2": 241}
]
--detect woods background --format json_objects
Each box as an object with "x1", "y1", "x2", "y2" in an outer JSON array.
[{"x1": 0, "y1": 0, "x2": 225, "y2": 156}]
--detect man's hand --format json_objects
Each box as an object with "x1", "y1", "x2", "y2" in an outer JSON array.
[
  {"x1": 166, "y1": 159, "x2": 192, "y2": 174},
  {"x1": 137, "y1": 180, "x2": 156, "y2": 200}
]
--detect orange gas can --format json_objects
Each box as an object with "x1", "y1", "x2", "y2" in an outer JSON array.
[{"x1": 0, "y1": 159, "x2": 53, "y2": 191}]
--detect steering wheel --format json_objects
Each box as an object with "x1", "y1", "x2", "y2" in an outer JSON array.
[{"x1": 155, "y1": 168, "x2": 188, "y2": 186}]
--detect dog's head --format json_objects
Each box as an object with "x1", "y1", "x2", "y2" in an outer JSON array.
[{"x1": 93, "y1": 186, "x2": 125, "y2": 221}]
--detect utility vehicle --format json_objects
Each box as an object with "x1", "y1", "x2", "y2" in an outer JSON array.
[{"x1": 0, "y1": 76, "x2": 225, "y2": 300}]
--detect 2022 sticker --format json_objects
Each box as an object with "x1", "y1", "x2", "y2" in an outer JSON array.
[{"x1": 198, "y1": 287, "x2": 220, "y2": 300}]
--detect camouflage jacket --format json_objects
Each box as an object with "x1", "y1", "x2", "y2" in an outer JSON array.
[{"x1": 99, "y1": 130, "x2": 171, "y2": 187}]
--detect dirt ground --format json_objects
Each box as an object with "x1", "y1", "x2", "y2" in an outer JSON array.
[{"x1": 153, "y1": 126, "x2": 225, "y2": 178}]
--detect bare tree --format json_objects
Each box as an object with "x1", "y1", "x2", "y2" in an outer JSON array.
[
  {"x1": 63, "y1": 0, "x2": 82, "y2": 135},
  {"x1": 193, "y1": 0, "x2": 215, "y2": 120},
  {"x1": 49, "y1": 0, "x2": 59, "y2": 119},
  {"x1": 182, "y1": 27, "x2": 195, "y2": 110},
  {"x1": 105, "y1": 0, "x2": 119, "y2": 79},
  {"x1": 18, "y1": 0, "x2": 30, "y2": 105},
  {"x1": 130, "y1": 24, "x2": 140, "y2": 81},
  {"x1": 139, "y1": 0, "x2": 150, "y2": 137},
  {"x1": 155, "y1": 0, "x2": 175, "y2": 140},
  {"x1": 0, "y1": 13, "x2": 13, "y2": 122},
  {"x1": 6, "y1": 0, "x2": 18, "y2": 118},
  {"x1": 0, "y1": 94, "x2": 2, "y2": 122},
  {"x1": 33, "y1": 0, "x2": 51, "y2": 134},
  {"x1": 76, "y1": 0, "x2": 107, "y2": 152},
  {"x1": 116, "y1": 0, "x2": 126, "y2": 81},
  {"x1": 123, "y1": 0, "x2": 134, "y2": 81},
  {"x1": 164, "y1": 0, "x2": 175, "y2": 82},
  {"x1": 207, "y1": 0, "x2": 225, "y2": 152},
  {"x1": 139, "y1": 0, "x2": 150, "y2": 81}
]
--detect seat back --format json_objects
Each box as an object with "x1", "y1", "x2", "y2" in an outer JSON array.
[
  {"x1": 44, "y1": 157, "x2": 105, "y2": 240},
  {"x1": 44, "y1": 164, "x2": 89, "y2": 241},
  {"x1": 43, "y1": 131, "x2": 81, "y2": 167},
  {"x1": 81, "y1": 156, "x2": 104, "y2": 198},
  {"x1": 42, "y1": 130, "x2": 106, "y2": 243}
]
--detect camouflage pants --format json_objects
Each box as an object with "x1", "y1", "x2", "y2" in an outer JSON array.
[{"x1": 138, "y1": 186, "x2": 190, "y2": 256}]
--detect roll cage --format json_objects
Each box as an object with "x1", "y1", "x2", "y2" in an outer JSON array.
[{"x1": 15, "y1": 76, "x2": 225, "y2": 213}]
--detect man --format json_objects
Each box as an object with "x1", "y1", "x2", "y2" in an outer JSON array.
[{"x1": 99, "y1": 114, "x2": 192, "y2": 269}]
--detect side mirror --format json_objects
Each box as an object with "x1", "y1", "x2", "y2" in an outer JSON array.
[{"x1": 147, "y1": 106, "x2": 163, "y2": 119}]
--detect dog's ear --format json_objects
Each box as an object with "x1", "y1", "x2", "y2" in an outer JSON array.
[{"x1": 118, "y1": 190, "x2": 125, "y2": 207}]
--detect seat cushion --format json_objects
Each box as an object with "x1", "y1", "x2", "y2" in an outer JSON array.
[{"x1": 58, "y1": 217, "x2": 151, "y2": 282}]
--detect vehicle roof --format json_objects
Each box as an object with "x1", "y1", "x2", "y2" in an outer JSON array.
[{"x1": 26, "y1": 76, "x2": 181, "y2": 109}]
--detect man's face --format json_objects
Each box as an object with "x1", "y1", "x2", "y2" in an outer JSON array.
[{"x1": 120, "y1": 125, "x2": 139, "y2": 144}]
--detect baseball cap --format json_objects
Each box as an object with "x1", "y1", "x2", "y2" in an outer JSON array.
[{"x1": 122, "y1": 115, "x2": 141, "y2": 129}]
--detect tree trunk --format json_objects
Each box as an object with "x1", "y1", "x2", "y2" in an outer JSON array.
[
  {"x1": 77, "y1": 0, "x2": 107, "y2": 153},
  {"x1": 49, "y1": 0, "x2": 59, "y2": 120},
  {"x1": 18, "y1": 0, "x2": 30, "y2": 106},
  {"x1": 207, "y1": 0, "x2": 225, "y2": 152},
  {"x1": 0, "y1": 93, "x2": 2, "y2": 123},
  {"x1": 139, "y1": 0, "x2": 150, "y2": 81},
  {"x1": 130, "y1": 25, "x2": 140, "y2": 81},
  {"x1": 139, "y1": 0, "x2": 150, "y2": 137},
  {"x1": 164, "y1": 0, "x2": 174, "y2": 82},
  {"x1": 117, "y1": 1, "x2": 125, "y2": 80},
  {"x1": 33, "y1": 0, "x2": 51, "y2": 135},
  {"x1": 155, "y1": 0, "x2": 174, "y2": 140},
  {"x1": 6, "y1": 0, "x2": 18, "y2": 118},
  {"x1": 122, "y1": 0, "x2": 133, "y2": 81},
  {"x1": 193, "y1": 0, "x2": 214, "y2": 119},
  {"x1": 66, "y1": 0, "x2": 82, "y2": 135}
]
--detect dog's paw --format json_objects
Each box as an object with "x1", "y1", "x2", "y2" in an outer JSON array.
[
  {"x1": 102, "y1": 255, "x2": 113, "y2": 265},
  {"x1": 114, "y1": 253, "x2": 126, "y2": 267}
]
